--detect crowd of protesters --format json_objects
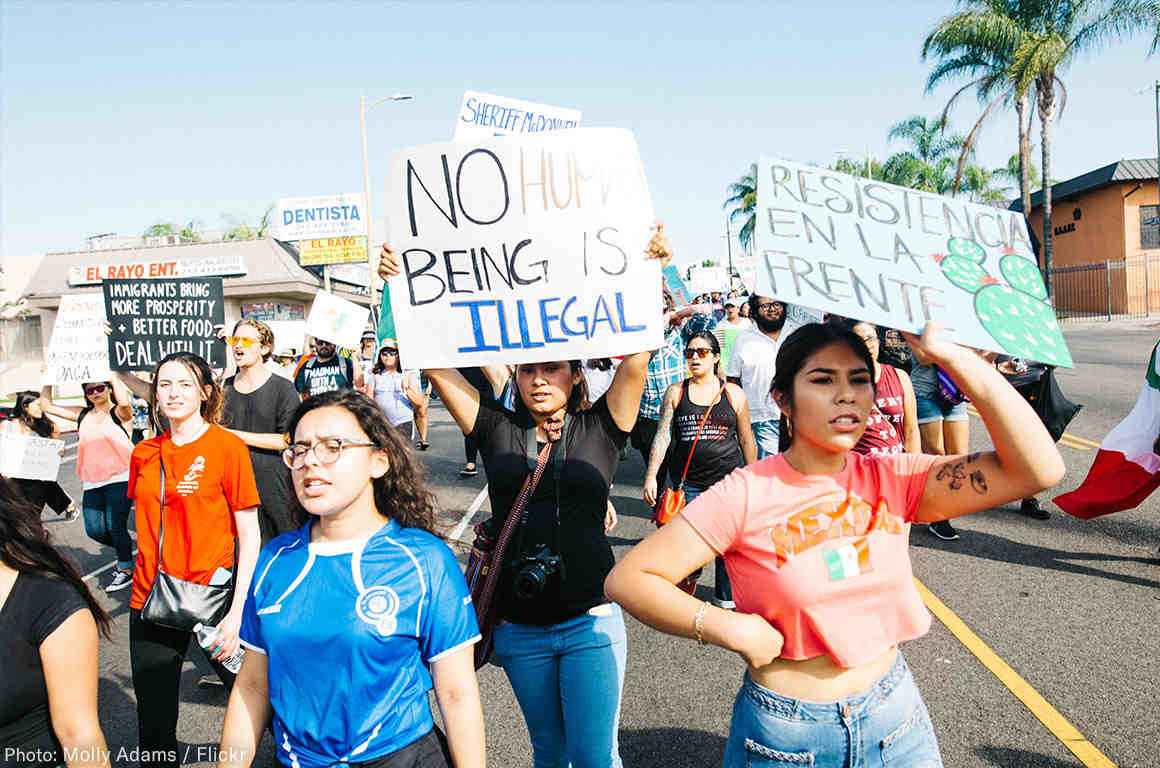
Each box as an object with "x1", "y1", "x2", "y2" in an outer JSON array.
[{"x1": 0, "y1": 221, "x2": 1092, "y2": 768}]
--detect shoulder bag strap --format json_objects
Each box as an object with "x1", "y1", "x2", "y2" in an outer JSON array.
[
  {"x1": 676, "y1": 383, "x2": 723, "y2": 489},
  {"x1": 155, "y1": 454, "x2": 167, "y2": 573}
]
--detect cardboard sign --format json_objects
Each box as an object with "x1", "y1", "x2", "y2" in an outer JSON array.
[
  {"x1": 68, "y1": 253, "x2": 245, "y2": 287},
  {"x1": 387, "y1": 128, "x2": 660, "y2": 369},
  {"x1": 103, "y1": 277, "x2": 225, "y2": 371},
  {"x1": 0, "y1": 433, "x2": 64, "y2": 481},
  {"x1": 663, "y1": 264, "x2": 691, "y2": 305},
  {"x1": 45, "y1": 294, "x2": 111, "y2": 384},
  {"x1": 756, "y1": 157, "x2": 1072, "y2": 367},
  {"x1": 688, "y1": 265, "x2": 729, "y2": 296},
  {"x1": 305, "y1": 289, "x2": 370, "y2": 350},
  {"x1": 271, "y1": 193, "x2": 365, "y2": 241},
  {"x1": 298, "y1": 236, "x2": 368, "y2": 266},
  {"x1": 454, "y1": 90, "x2": 581, "y2": 142}
]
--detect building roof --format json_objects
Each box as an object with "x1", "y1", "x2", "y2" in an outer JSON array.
[
  {"x1": 22, "y1": 238, "x2": 369, "y2": 308},
  {"x1": 1011, "y1": 158, "x2": 1158, "y2": 212}
]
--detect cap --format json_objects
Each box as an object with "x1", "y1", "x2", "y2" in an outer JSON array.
[{"x1": 724, "y1": 297, "x2": 739, "y2": 307}]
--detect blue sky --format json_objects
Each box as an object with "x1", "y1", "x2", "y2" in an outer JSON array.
[{"x1": 2, "y1": 1, "x2": 1157, "y2": 271}]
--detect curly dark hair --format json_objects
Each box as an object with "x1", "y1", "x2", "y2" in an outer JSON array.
[
  {"x1": 287, "y1": 390, "x2": 438, "y2": 534},
  {"x1": 0, "y1": 477, "x2": 111, "y2": 638}
]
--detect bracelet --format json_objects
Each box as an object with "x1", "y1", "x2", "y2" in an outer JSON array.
[{"x1": 693, "y1": 602, "x2": 708, "y2": 645}]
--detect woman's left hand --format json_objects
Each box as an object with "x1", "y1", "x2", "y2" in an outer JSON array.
[
  {"x1": 644, "y1": 222, "x2": 672, "y2": 267},
  {"x1": 212, "y1": 610, "x2": 243, "y2": 662}
]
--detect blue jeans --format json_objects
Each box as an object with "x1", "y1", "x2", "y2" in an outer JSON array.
[
  {"x1": 82, "y1": 481, "x2": 133, "y2": 570},
  {"x1": 915, "y1": 395, "x2": 968, "y2": 425},
  {"x1": 723, "y1": 653, "x2": 943, "y2": 768},
  {"x1": 752, "y1": 419, "x2": 780, "y2": 459},
  {"x1": 492, "y1": 604, "x2": 628, "y2": 768},
  {"x1": 682, "y1": 484, "x2": 732, "y2": 603}
]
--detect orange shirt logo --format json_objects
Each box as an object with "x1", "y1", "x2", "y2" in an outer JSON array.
[
  {"x1": 769, "y1": 493, "x2": 904, "y2": 566},
  {"x1": 176, "y1": 455, "x2": 206, "y2": 496}
]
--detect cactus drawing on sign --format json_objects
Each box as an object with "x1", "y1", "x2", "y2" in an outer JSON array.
[{"x1": 935, "y1": 238, "x2": 1072, "y2": 367}]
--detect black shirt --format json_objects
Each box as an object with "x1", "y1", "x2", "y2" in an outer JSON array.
[
  {"x1": 668, "y1": 383, "x2": 742, "y2": 490},
  {"x1": 473, "y1": 396, "x2": 628, "y2": 625},
  {"x1": 294, "y1": 355, "x2": 356, "y2": 398},
  {"x1": 223, "y1": 373, "x2": 300, "y2": 542},
  {"x1": 0, "y1": 573, "x2": 90, "y2": 768}
]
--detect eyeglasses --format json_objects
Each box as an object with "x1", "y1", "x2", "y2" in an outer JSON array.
[
  {"x1": 756, "y1": 302, "x2": 783, "y2": 313},
  {"x1": 684, "y1": 348, "x2": 714, "y2": 360},
  {"x1": 380, "y1": 349, "x2": 398, "y2": 356},
  {"x1": 282, "y1": 438, "x2": 378, "y2": 470},
  {"x1": 226, "y1": 336, "x2": 260, "y2": 348},
  {"x1": 83, "y1": 384, "x2": 107, "y2": 395}
]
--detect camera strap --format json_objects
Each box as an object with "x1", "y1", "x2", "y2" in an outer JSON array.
[{"x1": 514, "y1": 413, "x2": 569, "y2": 560}]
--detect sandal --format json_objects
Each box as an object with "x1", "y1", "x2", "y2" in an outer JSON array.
[
  {"x1": 459, "y1": 463, "x2": 478, "y2": 477},
  {"x1": 415, "y1": 440, "x2": 430, "y2": 451}
]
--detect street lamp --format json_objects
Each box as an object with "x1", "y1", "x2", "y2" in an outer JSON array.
[{"x1": 360, "y1": 92, "x2": 413, "y2": 329}]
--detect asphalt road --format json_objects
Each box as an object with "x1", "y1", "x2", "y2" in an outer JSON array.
[{"x1": 34, "y1": 320, "x2": 1160, "y2": 767}]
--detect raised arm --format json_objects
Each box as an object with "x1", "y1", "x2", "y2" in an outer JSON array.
[
  {"x1": 115, "y1": 371, "x2": 152, "y2": 403},
  {"x1": 38, "y1": 385, "x2": 82, "y2": 422},
  {"x1": 110, "y1": 376, "x2": 134, "y2": 423},
  {"x1": 895, "y1": 368, "x2": 921, "y2": 454},
  {"x1": 643, "y1": 384, "x2": 680, "y2": 507},
  {"x1": 426, "y1": 369, "x2": 483, "y2": 436},
  {"x1": 604, "y1": 351, "x2": 651, "y2": 433},
  {"x1": 906, "y1": 325, "x2": 1065, "y2": 523}
]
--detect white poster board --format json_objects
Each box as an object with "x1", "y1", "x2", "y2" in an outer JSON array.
[
  {"x1": 388, "y1": 127, "x2": 660, "y2": 369},
  {"x1": 688, "y1": 266, "x2": 729, "y2": 296},
  {"x1": 271, "y1": 193, "x2": 366, "y2": 241},
  {"x1": 454, "y1": 90, "x2": 581, "y2": 142},
  {"x1": 45, "y1": 294, "x2": 111, "y2": 384},
  {"x1": 755, "y1": 157, "x2": 1072, "y2": 367},
  {"x1": 0, "y1": 433, "x2": 64, "y2": 481},
  {"x1": 305, "y1": 290, "x2": 370, "y2": 350}
]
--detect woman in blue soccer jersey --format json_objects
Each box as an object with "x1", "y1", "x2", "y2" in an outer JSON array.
[{"x1": 217, "y1": 390, "x2": 484, "y2": 768}]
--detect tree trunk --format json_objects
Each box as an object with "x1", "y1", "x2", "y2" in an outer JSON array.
[
  {"x1": 1038, "y1": 78, "x2": 1056, "y2": 301},
  {"x1": 1016, "y1": 94, "x2": 1033, "y2": 231}
]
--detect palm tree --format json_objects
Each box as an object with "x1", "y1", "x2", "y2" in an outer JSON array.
[
  {"x1": 992, "y1": 151, "x2": 1043, "y2": 196},
  {"x1": 882, "y1": 115, "x2": 965, "y2": 193},
  {"x1": 1006, "y1": 0, "x2": 1159, "y2": 292},
  {"x1": 723, "y1": 163, "x2": 757, "y2": 255},
  {"x1": 144, "y1": 222, "x2": 176, "y2": 238}
]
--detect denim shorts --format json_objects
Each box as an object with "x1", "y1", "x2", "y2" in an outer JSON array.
[
  {"x1": 915, "y1": 394, "x2": 968, "y2": 425},
  {"x1": 723, "y1": 653, "x2": 943, "y2": 768}
]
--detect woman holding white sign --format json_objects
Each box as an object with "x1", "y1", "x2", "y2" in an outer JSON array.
[
  {"x1": 38, "y1": 378, "x2": 136, "y2": 594},
  {"x1": 3, "y1": 391, "x2": 78, "y2": 522},
  {"x1": 605, "y1": 321, "x2": 1064, "y2": 768},
  {"x1": 376, "y1": 226, "x2": 670, "y2": 768}
]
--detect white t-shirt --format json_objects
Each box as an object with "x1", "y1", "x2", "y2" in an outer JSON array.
[
  {"x1": 717, "y1": 317, "x2": 753, "y2": 332},
  {"x1": 725, "y1": 329, "x2": 782, "y2": 423}
]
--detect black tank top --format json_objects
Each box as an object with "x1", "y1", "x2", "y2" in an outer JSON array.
[{"x1": 668, "y1": 381, "x2": 743, "y2": 490}]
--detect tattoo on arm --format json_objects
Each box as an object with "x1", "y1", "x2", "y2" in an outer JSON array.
[
  {"x1": 969, "y1": 470, "x2": 988, "y2": 494},
  {"x1": 936, "y1": 459, "x2": 987, "y2": 494},
  {"x1": 647, "y1": 394, "x2": 676, "y2": 478}
]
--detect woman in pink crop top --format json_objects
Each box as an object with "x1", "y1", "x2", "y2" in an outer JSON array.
[{"x1": 606, "y1": 321, "x2": 1064, "y2": 768}]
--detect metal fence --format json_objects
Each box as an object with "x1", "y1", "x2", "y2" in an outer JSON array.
[{"x1": 1048, "y1": 253, "x2": 1160, "y2": 322}]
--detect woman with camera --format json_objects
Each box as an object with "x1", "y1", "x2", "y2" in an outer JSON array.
[
  {"x1": 375, "y1": 225, "x2": 670, "y2": 768},
  {"x1": 606, "y1": 322, "x2": 1064, "y2": 768},
  {"x1": 642, "y1": 331, "x2": 756, "y2": 606}
]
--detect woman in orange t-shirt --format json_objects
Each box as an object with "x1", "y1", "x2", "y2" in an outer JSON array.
[
  {"x1": 607, "y1": 322, "x2": 1065, "y2": 768},
  {"x1": 127, "y1": 352, "x2": 261, "y2": 768}
]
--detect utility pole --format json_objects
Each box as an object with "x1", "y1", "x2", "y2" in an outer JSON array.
[
  {"x1": 1154, "y1": 80, "x2": 1159, "y2": 229},
  {"x1": 724, "y1": 216, "x2": 734, "y2": 289}
]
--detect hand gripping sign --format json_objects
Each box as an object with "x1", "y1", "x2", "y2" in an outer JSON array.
[{"x1": 386, "y1": 128, "x2": 663, "y2": 369}]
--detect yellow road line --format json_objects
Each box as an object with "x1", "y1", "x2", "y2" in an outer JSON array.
[
  {"x1": 914, "y1": 578, "x2": 1117, "y2": 768},
  {"x1": 965, "y1": 405, "x2": 1099, "y2": 451}
]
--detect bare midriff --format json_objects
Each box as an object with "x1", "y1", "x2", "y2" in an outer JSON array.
[{"x1": 748, "y1": 645, "x2": 898, "y2": 703}]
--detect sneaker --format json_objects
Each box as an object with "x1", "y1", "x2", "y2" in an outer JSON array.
[
  {"x1": 197, "y1": 674, "x2": 225, "y2": 688},
  {"x1": 459, "y1": 463, "x2": 478, "y2": 478},
  {"x1": 105, "y1": 570, "x2": 132, "y2": 593},
  {"x1": 928, "y1": 520, "x2": 960, "y2": 541},
  {"x1": 1019, "y1": 498, "x2": 1051, "y2": 520},
  {"x1": 61, "y1": 504, "x2": 80, "y2": 523},
  {"x1": 415, "y1": 440, "x2": 430, "y2": 452},
  {"x1": 710, "y1": 597, "x2": 736, "y2": 610}
]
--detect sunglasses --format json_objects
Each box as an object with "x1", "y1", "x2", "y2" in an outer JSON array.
[
  {"x1": 684, "y1": 348, "x2": 714, "y2": 360},
  {"x1": 380, "y1": 349, "x2": 398, "y2": 356},
  {"x1": 226, "y1": 336, "x2": 260, "y2": 348},
  {"x1": 83, "y1": 384, "x2": 107, "y2": 395}
]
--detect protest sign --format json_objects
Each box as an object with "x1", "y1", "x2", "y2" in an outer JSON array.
[
  {"x1": 103, "y1": 277, "x2": 225, "y2": 371},
  {"x1": 755, "y1": 157, "x2": 1072, "y2": 367},
  {"x1": 0, "y1": 433, "x2": 64, "y2": 481},
  {"x1": 387, "y1": 127, "x2": 660, "y2": 369},
  {"x1": 305, "y1": 289, "x2": 370, "y2": 350},
  {"x1": 271, "y1": 193, "x2": 365, "y2": 241},
  {"x1": 716, "y1": 327, "x2": 741, "y2": 371},
  {"x1": 45, "y1": 293, "x2": 111, "y2": 384},
  {"x1": 663, "y1": 264, "x2": 691, "y2": 305},
  {"x1": 454, "y1": 90, "x2": 581, "y2": 142},
  {"x1": 298, "y1": 236, "x2": 368, "y2": 266},
  {"x1": 69, "y1": 253, "x2": 246, "y2": 287},
  {"x1": 688, "y1": 265, "x2": 729, "y2": 296}
]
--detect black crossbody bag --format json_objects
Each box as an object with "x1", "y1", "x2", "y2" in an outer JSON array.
[{"x1": 140, "y1": 456, "x2": 233, "y2": 631}]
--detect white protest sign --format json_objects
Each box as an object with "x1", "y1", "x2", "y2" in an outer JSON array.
[
  {"x1": 388, "y1": 127, "x2": 660, "y2": 369},
  {"x1": 688, "y1": 266, "x2": 729, "y2": 296},
  {"x1": 305, "y1": 290, "x2": 370, "y2": 350},
  {"x1": 453, "y1": 90, "x2": 581, "y2": 142},
  {"x1": 0, "y1": 433, "x2": 64, "y2": 481},
  {"x1": 756, "y1": 157, "x2": 1072, "y2": 367},
  {"x1": 46, "y1": 293, "x2": 111, "y2": 384},
  {"x1": 271, "y1": 193, "x2": 366, "y2": 241}
]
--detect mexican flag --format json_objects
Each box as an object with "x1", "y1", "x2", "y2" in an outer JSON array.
[{"x1": 1054, "y1": 340, "x2": 1160, "y2": 519}]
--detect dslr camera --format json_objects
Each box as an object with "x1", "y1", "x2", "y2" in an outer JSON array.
[{"x1": 512, "y1": 545, "x2": 565, "y2": 601}]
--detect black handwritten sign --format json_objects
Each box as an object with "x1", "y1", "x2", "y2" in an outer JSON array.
[
  {"x1": 386, "y1": 128, "x2": 663, "y2": 368},
  {"x1": 103, "y1": 277, "x2": 225, "y2": 371},
  {"x1": 755, "y1": 156, "x2": 1072, "y2": 367}
]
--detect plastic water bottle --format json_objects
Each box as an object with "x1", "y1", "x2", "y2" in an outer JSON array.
[{"x1": 193, "y1": 622, "x2": 245, "y2": 674}]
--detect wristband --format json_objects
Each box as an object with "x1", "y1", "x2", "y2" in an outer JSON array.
[{"x1": 693, "y1": 602, "x2": 708, "y2": 645}]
